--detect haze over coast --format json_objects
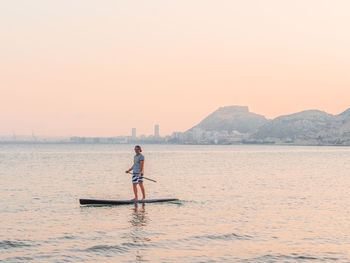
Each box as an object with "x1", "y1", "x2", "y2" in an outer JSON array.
[{"x1": 2, "y1": 105, "x2": 350, "y2": 146}]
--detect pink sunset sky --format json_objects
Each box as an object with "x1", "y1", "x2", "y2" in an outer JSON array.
[{"x1": 1, "y1": 0, "x2": 350, "y2": 137}]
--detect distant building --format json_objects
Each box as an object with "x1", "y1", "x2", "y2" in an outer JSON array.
[
  {"x1": 192, "y1": 128, "x2": 203, "y2": 143},
  {"x1": 154, "y1": 124, "x2": 160, "y2": 138},
  {"x1": 132, "y1": 128, "x2": 136, "y2": 139}
]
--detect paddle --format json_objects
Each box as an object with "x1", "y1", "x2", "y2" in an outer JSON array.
[{"x1": 127, "y1": 172, "x2": 157, "y2": 183}]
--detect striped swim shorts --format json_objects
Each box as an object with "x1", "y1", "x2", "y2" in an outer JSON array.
[{"x1": 132, "y1": 173, "x2": 144, "y2": 184}]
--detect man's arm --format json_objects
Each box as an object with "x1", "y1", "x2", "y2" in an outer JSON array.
[
  {"x1": 139, "y1": 160, "x2": 144, "y2": 177},
  {"x1": 125, "y1": 164, "x2": 134, "y2": 173}
]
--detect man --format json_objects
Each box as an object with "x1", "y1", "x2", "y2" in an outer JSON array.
[{"x1": 125, "y1": 145, "x2": 146, "y2": 200}]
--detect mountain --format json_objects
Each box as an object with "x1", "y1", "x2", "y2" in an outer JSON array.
[
  {"x1": 189, "y1": 106, "x2": 268, "y2": 134},
  {"x1": 337, "y1": 108, "x2": 350, "y2": 136},
  {"x1": 339, "y1": 108, "x2": 350, "y2": 117},
  {"x1": 178, "y1": 106, "x2": 350, "y2": 145},
  {"x1": 250, "y1": 109, "x2": 350, "y2": 144}
]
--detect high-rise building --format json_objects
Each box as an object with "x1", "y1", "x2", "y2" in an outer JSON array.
[
  {"x1": 154, "y1": 124, "x2": 159, "y2": 138},
  {"x1": 132, "y1": 128, "x2": 136, "y2": 139}
]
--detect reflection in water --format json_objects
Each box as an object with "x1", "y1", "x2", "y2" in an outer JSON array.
[
  {"x1": 130, "y1": 203, "x2": 148, "y2": 228},
  {"x1": 128, "y1": 204, "x2": 151, "y2": 262}
]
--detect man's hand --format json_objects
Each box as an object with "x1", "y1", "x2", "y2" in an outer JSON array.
[{"x1": 125, "y1": 170, "x2": 130, "y2": 174}]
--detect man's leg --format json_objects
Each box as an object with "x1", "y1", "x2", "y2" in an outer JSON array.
[
  {"x1": 139, "y1": 182, "x2": 146, "y2": 200},
  {"x1": 132, "y1": 183, "x2": 138, "y2": 200}
]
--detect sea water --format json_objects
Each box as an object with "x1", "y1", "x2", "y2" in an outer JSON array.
[{"x1": 1, "y1": 144, "x2": 350, "y2": 262}]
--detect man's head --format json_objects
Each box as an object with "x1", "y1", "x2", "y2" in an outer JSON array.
[{"x1": 134, "y1": 145, "x2": 142, "y2": 154}]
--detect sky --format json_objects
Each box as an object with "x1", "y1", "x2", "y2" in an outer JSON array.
[{"x1": 1, "y1": 0, "x2": 350, "y2": 137}]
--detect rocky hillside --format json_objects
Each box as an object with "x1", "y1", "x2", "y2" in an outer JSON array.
[
  {"x1": 181, "y1": 106, "x2": 350, "y2": 145},
  {"x1": 189, "y1": 106, "x2": 268, "y2": 134},
  {"x1": 250, "y1": 109, "x2": 350, "y2": 145},
  {"x1": 337, "y1": 109, "x2": 350, "y2": 139}
]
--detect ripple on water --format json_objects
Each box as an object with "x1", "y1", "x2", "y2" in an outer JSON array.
[
  {"x1": 0, "y1": 240, "x2": 34, "y2": 249},
  {"x1": 190, "y1": 232, "x2": 253, "y2": 241},
  {"x1": 2, "y1": 256, "x2": 34, "y2": 262},
  {"x1": 58, "y1": 235, "x2": 77, "y2": 240},
  {"x1": 244, "y1": 253, "x2": 341, "y2": 263},
  {"x1": 84, "y1": 244, "x2": 129, "y2": 254}
]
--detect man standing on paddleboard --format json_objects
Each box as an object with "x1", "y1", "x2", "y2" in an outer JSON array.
[{"x1": 125, "y1": 145, "x2": 146, "y2": 200}]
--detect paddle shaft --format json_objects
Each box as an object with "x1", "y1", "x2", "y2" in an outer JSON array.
[{"x1": 127, "y1": 172, "x2": 157, "y2": 183}]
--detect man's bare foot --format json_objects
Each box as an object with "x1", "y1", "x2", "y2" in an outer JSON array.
[
  {"x1": 141, "y1": 197, "x2": 146, "y2": 200},
  {"x1": 131, "y1": 198, "x2": 138, "y2": 201}
]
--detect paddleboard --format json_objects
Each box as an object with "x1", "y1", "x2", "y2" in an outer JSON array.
[{"x1": 79, "y1": 198, "x2": 179, "y2": 205}]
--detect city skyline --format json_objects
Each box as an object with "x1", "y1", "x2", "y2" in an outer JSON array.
[
  {"x1": 0, "y1": 123, "x2": 163, "y2": 138},
  {"x1": 1, "y1": 105, "x2": 349, "y2": 142}
]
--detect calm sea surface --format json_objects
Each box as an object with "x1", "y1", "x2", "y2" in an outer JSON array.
[{"x1": 1, "y1": 144, "x2": 350, "y2": 263}]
